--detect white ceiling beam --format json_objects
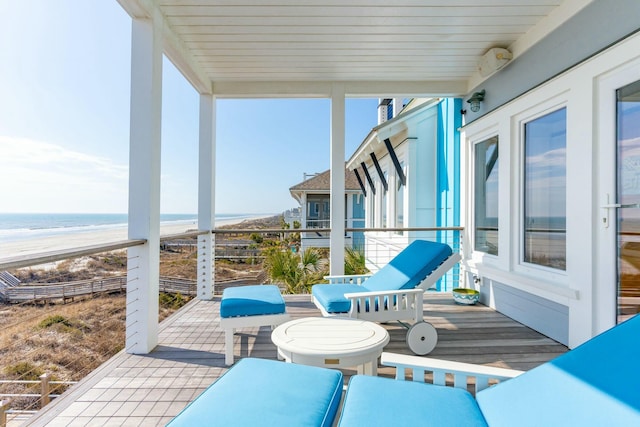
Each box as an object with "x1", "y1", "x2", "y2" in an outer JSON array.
[{"x1": 212, "y1": 80, "x2": 467, "y2": 98}]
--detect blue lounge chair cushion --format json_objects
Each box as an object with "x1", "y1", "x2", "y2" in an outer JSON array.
[
  {"x1": 476, "y1": 314, "x2": 640, "y2": 426},
  {"x1": 362, "y1": 240, "x2": 453, "y2": 292},
  {"x1": 220, "y1": 285, "x2": 286, "y2": 318},
  {"x1": 312, "y1": 284, "x2": 363, "y2": 313},
  {"x1": 312, "y1": 240, "x2": 454, "y2": 313},
  {"x1": 338, "y1": 375, "x2": 488, "y2": 427},
  {"x1": 168, "y1": 358, "x2": 343, "y2": 427}
]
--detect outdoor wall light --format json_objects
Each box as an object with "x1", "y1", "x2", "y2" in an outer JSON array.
[{"x1": 467, "y1": 90, "x2": 485, "y2": 113}]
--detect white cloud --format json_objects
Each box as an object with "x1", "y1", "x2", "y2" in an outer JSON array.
[{"x1": 0, "y1": 136, "x2": 129, "y2": 213}]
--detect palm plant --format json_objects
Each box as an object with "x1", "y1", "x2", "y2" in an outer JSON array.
[
  {"x1": 263, "y1": 248, "x2": 326, "y2": 294},
  {"x1": 344, "y1": 247, "x2": 367, "y2": 275}
]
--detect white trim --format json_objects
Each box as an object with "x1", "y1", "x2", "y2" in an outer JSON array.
[{"x1": 466, "y1": 261, "x2": 578, "y2": 304}]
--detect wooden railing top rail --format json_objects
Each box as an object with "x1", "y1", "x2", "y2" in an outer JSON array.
[
  {"x1": 0, "y1": 230, "x2": 214, "y2": 271},
  {"x1": 0, "y1": 240, "x2": 147, "y2": 271},
  {"x1": 0, "y1": 226, "x2": 464, "y2": 271}
]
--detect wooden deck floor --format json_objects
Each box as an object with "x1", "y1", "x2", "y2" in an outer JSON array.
[{"x1": 25, "y1": 294, "x2": 567, "y2": 426}]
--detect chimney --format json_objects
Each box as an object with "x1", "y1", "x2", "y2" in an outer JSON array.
[{"x1": 378, "y1": 98, "x2": 392, "y2": 125}]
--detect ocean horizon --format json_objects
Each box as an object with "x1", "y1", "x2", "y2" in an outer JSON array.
[{"x1": 0, "y1": 213, "x2": 271, "y2": 244}]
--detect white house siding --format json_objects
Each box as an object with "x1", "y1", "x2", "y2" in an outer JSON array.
[{"x1": 462, "y1": 30, "x2": 640, "y2": 348}]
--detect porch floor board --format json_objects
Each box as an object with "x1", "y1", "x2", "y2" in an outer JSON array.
[{"x1": 25, "y1": 293, "x2": 568, "y2": 426}]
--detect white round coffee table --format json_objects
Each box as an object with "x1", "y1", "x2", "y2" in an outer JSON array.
[{"x1": 271, "y1": 317, "x2": 390, "y2": 375}]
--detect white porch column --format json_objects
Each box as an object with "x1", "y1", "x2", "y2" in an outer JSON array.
[
  {"x1": 198, "y1": 93, "x2": 216, "y2": 300},
  {"x1": 300, "y1": 193, "x2": 308, "y2": 229},
  {"x1": 330, "y1": 84, "x2": 346, "y2": 275},
  {"x1": 126, "y1": 12, "x2": 163, "y2": 354}
]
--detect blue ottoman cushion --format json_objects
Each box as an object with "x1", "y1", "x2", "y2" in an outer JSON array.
[
  {"x1": 220, "y1": 285, "x2": 285, "y2": 318},
  {"x1": 338, "y1": 375, "x2": 488, "y2": 427},
  {"x1": 167, "y1": 358, "x2": 344, "y2": 427}
]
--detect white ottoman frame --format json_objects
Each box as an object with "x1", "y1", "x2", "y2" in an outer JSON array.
[{"x1": 221, "y1": 312, "x2": 290, "y2": 365}]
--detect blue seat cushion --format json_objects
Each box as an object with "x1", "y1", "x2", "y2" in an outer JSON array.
[
  {"x1": 220, "y1": 285, "x2": 285, "y2": 318},
  {"x1": 476, "y1": 314, "x2": 640, "y2": 426},
  {"x1": 312, "y1": 284, "x2": 365, "y2": 313},
  {"x1": 338, "y1": 375, "x2": 487, "y2": 427},
  {"x1": 168, "y1": 358, "x2": 343, "y2": 427},
  {"x1": 362, "y1": 240, "x2": 453, "y2": 292}
]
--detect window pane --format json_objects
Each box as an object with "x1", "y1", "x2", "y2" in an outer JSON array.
[
  {"x1": 524, "y1": 108, "x2": 566, "y2": 270},
  {"x1": 474, "y1": 136, "x2": 499, "y2": 255}
]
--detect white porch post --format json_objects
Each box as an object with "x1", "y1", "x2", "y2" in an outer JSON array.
[
  {"x1": 126, "y1": 12, "x2": 163, "y2": 354},
  {"x1": 198, "y1": 93, "x2": 216, "y2": 299},
  {"x1": 330, "y1": 84, "x2": 346, "y2": 275}
]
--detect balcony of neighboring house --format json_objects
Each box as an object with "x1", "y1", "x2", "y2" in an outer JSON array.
[{"x1": 289, "y1": 168, "x2": 365, "y2": 253}]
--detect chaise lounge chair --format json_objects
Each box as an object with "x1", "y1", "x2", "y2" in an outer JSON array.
[
  {"x1": 339, "y1": 314, "x2": 640, "y2": 426},
  {"x1": 311, "y1": 239, "x2": 461, "y2": 354},
  {"x1": 169, "y1": 314, "x2": 640, "y2": 426}
]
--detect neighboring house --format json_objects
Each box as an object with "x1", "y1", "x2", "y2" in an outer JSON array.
[
  {"x1": 347, "y1": 98, "x2": 462, "y2": 291},
  {"x1": 289, "y1": 167, "x2": 365, "y2": 253}
]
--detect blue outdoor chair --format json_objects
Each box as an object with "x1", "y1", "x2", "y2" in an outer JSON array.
[{"x1": 312, "y1": 240, "x2": 461, "y2": 354}]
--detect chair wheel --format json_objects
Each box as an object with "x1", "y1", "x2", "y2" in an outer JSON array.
[{"x1": 406, "y1": 322, "x2": 438, "y2": 355}]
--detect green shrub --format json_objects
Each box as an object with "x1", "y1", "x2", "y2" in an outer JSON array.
[
  {"x1": 38, "y1": 315, "x2": 72, "y2": 329},
  {"x1": 159, "y1": 292, "x2": 190, "y2": 310},
  {"x1": 5, "y1": 362, "x2": 44, "y2": 381},
  {"x1": 250, "y1": 233, "x2": 264, "y2": 244}
]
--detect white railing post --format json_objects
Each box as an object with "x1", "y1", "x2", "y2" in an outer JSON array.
[{"x1": 198, "y1": 93, "x2": 216, "y2": 299}]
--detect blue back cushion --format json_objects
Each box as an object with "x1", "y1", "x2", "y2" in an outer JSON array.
[
  {"x1": 168, "y1": 358, "x2": 343, "y2": 427},
  {"x1": 363, "y1": 240, "x2": 453, "y2": 292},
  {"x1": 476, "y1": 314, "x2": 640, "y2": 426}
]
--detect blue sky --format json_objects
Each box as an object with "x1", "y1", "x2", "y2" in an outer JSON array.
[{"x1": 0, "y1": 0, "x2": 379, "y2": 215}]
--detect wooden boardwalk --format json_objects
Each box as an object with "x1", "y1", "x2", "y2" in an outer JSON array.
[{"x1": 24, "y1": 294, "x2": 567, "y2": 426}]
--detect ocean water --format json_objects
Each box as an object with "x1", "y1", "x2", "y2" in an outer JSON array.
[{"x1": 0, "y1": 213, "x2": 258, "y2": 244}]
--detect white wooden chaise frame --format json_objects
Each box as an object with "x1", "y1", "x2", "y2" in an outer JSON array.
[{"x1": 314, "y1": 252, "x2": 461, "y2": 355}]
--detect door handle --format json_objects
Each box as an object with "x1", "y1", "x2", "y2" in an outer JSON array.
[
  {"x1": 601, "y1": 203, "x2": 640, "y2": 209},
  {"x1": 601, "y1": 194, "x2": 640, "y2": 229}
]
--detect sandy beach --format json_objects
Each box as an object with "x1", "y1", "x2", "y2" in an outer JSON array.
[{"x1": 0, "y1": 215, "x2": 274, "y2": 261}]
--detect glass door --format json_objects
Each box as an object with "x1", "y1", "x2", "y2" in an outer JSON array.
[{"x1": 617, "y1": 80, "x2": 640, "y2": 323}]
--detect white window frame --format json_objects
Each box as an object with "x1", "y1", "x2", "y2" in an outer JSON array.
[
  {"x1": 513, "y1": 95, "x2": 569, "y2": 281},
  {"x1": 471, "y1": 131, "x2": 500, "y2": 260}
]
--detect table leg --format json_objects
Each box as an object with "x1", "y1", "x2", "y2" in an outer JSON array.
[{"x1": 362, "y1": 359, "x2": 377, "y2": 376}]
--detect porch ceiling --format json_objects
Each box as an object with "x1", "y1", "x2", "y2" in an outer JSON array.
[{"x1": 117, "y1": 0, "x2": 586, "y2": 97}]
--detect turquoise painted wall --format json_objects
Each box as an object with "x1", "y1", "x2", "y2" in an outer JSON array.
[{"x1": 435, "y1": 98, "x2": 462, "y2": 291}]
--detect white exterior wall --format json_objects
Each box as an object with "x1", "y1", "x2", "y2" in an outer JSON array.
[{"x1": 462, "y1": 32, "x2": 640, "y2": 348}]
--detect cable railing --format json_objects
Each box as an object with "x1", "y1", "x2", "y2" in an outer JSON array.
[{"x1": 0, "y1": 225, "x2": 463, "y2": 424}]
